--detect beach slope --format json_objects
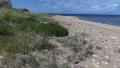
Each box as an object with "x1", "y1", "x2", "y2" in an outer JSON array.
[{"x1": 52, "y1": 15, "x2": 120, "y2": 68}]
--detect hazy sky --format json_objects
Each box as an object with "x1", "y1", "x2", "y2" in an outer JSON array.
[{"x1": 11, "y1": 0, "x2": 120, "y2": 14}]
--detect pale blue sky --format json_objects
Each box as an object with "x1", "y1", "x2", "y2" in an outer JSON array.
[{"x1": 11, "y1": 0, "x2": 120, "y2": 14}]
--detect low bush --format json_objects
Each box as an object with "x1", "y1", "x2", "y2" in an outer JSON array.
[{"x1": 34, "y1": 23, "x2": 68, "y2": 37}]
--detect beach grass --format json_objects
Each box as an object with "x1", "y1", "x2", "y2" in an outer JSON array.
[{"x1": 0, "y1": 8, "x2": 68, "y2": 55}]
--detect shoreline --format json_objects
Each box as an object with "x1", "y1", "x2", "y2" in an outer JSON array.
[
  {"x1": 78, "y1": 17, "x2": 120, "y2": 31},
  {"x1": 52, "y1": 15, "x2": 120, "y2": 68},
  {"x1": 55, "y1": 15, "x2": 120, "y2": 31}
]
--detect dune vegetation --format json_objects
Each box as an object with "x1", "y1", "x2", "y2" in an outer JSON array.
[
  {"x1": 0, "y1": 8, "x2": 68, "y2": 55},
  {"x1": 0, "y1": 8, "x2": 94, "y2": 68}
]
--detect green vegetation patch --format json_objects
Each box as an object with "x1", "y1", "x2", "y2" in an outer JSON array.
[
  {"x1": 34, "y1": 23, "x2": 68, "y2": 37},
  {"x1": 0, "y1": 8, "x2": 68, "y2": 68},
  {"x1": 0, "y1": 8, "x2": 68, "y2": 37},
  {"x1": 0, "y1": 23, "x2": 15, "y2": 36},
  {"x1": 0, "y1": 34, "x2": 32, "y2": 54},
  {"x1": 0, "y1": 8, "x2": 67, "y2": 55}
]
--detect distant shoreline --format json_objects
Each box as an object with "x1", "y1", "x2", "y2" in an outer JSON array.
[
  {"x1": 47, "y1": 13, "x2": 120, "y2": 16},
  {"x1": 51, "y1": 14, "x2": 120, "y2": 26},
  {"x1": 78, "y1": 17, "x2": 120, "y2": 31},
  {"x1": 52, "y1": 15, "x2": 120, "y2": 32}
]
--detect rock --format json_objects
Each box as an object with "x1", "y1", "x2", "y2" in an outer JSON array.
[
  {"x1": 0, "y1": 55, "x2": 3, "y2": 64},
  {"x1": 0, "y1": 0, "x2": 12, "y2": 8},
  {"x1": 110, "y1": 36, "x2": 117, "y2": 40}
]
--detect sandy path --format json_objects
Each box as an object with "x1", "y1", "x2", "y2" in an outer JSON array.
[{"x1": 52, "y1": 15, "x2": 120, "y2": 68}]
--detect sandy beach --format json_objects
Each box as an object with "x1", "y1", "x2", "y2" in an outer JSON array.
[{"x1": 52, "y1": 15, "x2": 120, "y2": 68}]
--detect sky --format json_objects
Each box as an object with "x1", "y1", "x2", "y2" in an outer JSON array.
[{"x1": 11, "y1": 0, "x2": 120, "y2": 14}]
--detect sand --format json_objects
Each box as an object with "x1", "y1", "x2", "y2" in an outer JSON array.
[{"x1": 52, "y1": 15, "x2": 120, "y2": 68}]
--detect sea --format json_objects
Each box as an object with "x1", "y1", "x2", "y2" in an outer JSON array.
[{"x1": 53, "y1": 14, "x2": 120, "y2": 26}]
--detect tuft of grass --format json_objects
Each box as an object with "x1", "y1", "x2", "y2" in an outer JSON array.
[
  {"x1": 0, "y1": 34, "x2": 32, "y2": 54},
  {"x1": 0, "y1": 43, "x2": 31, "y2": 54},
  {"x1": 0, "y1": 23, "x2": 15, "y2": 36},
  {"x1": 1, "y1": 54, "x2": 40, "y2": 68},
  {"x1": 32, "y1": 35, "x2": 56, "y2": 51}
]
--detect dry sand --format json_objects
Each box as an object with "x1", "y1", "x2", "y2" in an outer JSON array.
[{"x1": 52, "y1": 15, "x2": 120, "y2": 68}]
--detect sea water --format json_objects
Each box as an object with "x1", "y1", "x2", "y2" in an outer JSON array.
[{"x1": 58, "y1": 14, "x2": 120, "y2": 26}]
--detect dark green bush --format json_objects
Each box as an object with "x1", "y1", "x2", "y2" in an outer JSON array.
[
  {"x1": 35, "y1": 23, "x2": 68, "y2": 37},
  {"x1": 17, "y1": 21, "x2": 68, "y2": 37}
]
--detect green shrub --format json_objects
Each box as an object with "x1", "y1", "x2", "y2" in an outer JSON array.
[
  {"x1": 35, "y1": 23, "x2": 68, "y2": 37},
  {"x1": 17, "y1": 20, "x2": 68, "y2": 37},
  {"x1": 0, "y1": 23, "x2": 15, "y2": 36},
  {"x1": 17, "y1": 21, "x2": 36, "y2": 31}
]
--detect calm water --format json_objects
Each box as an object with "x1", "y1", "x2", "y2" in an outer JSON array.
[{"x1": 57, "y1": 14, "x2": 120, "y2": 26}]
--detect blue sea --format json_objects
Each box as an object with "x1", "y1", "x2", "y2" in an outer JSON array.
[{"x1": 54, "y1": 14, "x2": 120, "y2": 26}]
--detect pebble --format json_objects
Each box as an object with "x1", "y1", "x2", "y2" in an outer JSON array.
[
  {"x1": 111, "y1": 36, "x2": 117, "y2": 39},
  {"x1": 0, "y1": 56, "x2": 3, "y2": 59},
  {"x1": 104, "y1": 56, "x2": 109, "y2": 59},
  {"x1": 101, "y1": 61, "x2": 109, "y2": 65},
  {"x1": 92, "y1": 59, "x2": 96, "y2": 62},
  {"x1": 93, "y1": 54, "x2": 99, "y2": 58}
]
